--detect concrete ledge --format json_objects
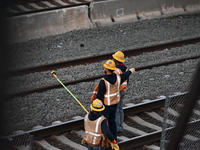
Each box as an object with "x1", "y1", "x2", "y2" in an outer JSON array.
[
  {"x1": 5, "y1": 0, "x2": 200, "y2": 44},
  {"x1": 6, "y1": 5, "x2": 93, "y2": 44},
  {"x1": 90, "y1": 0, "x2": 200, "y2": 27}
]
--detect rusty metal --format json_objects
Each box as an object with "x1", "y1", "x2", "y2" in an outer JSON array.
[
  {"x1": 124, "y1": 92, "x2": 187, "y2": 115},
  {"x1": 8, "y1": 37, "x2": 200, "y2": 76},
  {"x1": 4, "y1": 92, "x2": 197, "y2": 149},
  {"x1": 8, "y1": 98, "x2": 164, "y2": 139},
  {"x1": 116, "y1": 131, "x2": 162, "y2": 150},
  {"x1": 6, "y1": 55, "x2": 199, "y2": 98}
]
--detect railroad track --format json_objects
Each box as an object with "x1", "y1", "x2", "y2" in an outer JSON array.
[
  {"x1": 5, "y1": 0, "x2": 106, "y2": 17},
  {"x1": 2, "y1": 92, "x2": 200, "y2": 149},
  {"x1": 6, "y1": 55, "x2": 200, "y2": 98},
  {"x1": 8, "y1": 37, "x2": 200, "y2": 76},
  {"x1": 2, "y1": 35, "x2": 200, "y2": 149},
  {"x1": 5, "y1": 37, "x2": 200, "y2": 98}
]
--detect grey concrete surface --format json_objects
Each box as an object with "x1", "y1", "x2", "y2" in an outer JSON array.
[
  {"x1": 5, "y1": 0, "x2": 200, "y2": 44},
  {"x1": 6, "y1": 5, "x2": 93, "y2": 44}
]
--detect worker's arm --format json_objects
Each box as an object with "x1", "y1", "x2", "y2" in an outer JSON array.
[
  {"x1": 101, "y1": 119, "x2": 115, "y2": 142},
  {"x1": 96, "y1": 80, "x2": 106, "y2": 101}
]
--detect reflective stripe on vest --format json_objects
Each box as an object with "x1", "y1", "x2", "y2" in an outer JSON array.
[
  {"x1": 114, "y1": 68, "x2": 127, "y2": 91},
  {"x1": 103, "y1": 75, "x2": 121, "y2": 106},
  {"x1": 84, "y1": 114, "x2": 105, "y2": 145},
  {"x1": 90, "y1": 84, "x2": 99, "y2": 101}
]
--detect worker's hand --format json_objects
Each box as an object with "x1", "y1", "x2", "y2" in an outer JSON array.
[
  {"x1": 110, "y1": 143, "x2": 119, "y2": 150},
  {"x1": 81, "y1": 139, "x2": 86, "y2": 144},
  {"x1": 109, "y1": 140, "x2": 119, "y2": 150},
  {"x1": 129, "y1": 68, "x2": 135, "y2": 73}
]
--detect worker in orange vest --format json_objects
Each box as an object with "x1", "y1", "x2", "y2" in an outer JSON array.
[
  {"x1": 82, "y1": 99, "x2": 119, "y2": 150},
  {"x1": 90, "y1": 59, "x2": 135, "y2": 140},
  {"x1": 112, "y1": 51, "x2": 129, "y2": 136}
]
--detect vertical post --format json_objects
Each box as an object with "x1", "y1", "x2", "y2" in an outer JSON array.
[{"x1": 160, "y1": 75, "x2": 170, "y2": 150}]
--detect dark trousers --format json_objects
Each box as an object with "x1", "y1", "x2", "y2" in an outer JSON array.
[
  {"x1": 116, "y1": 90, "x2": 125, "y2": 132},
  {"x1": 102, "y1": 103, "x2": 118, "y2": 140}
]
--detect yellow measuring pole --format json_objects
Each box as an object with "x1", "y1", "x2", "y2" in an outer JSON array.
[{"x1": 51, "y1": 71, "x2": 88, "y2": 114}]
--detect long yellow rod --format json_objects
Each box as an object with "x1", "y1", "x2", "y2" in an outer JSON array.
[{"x1": 51, "y1": 71, "x2": 88, "y2": 114}]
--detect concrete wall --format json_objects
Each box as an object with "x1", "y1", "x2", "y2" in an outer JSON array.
[
  {"x1": 6, "y1": 0, "x2": 200, "y2": 44},
  {"x1": 90, "y1": 0, "x2": 200, "y2": 26},
  {"x1": 6, "y1": 5, "x2": 93, "y2": 44}
]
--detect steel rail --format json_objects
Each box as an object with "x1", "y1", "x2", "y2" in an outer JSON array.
[
  {"x1": 4, "y1": 119, "x2": 199, "y2": 149},
  {"x1": 4, "y1": 92, "x2": 198, "y2": 150},
  {"x1": 6, "y1": 55, "x2": 199, "y2": 98},
  {"x1": 111, "y1": 119, "x2": 200, "y2": 150},
  {"x1": 4, "y1": 92, "x2": 187, "y2": 140},
  {"x1": 8, "y1": 37, "x2": 200, "y2": 76}
]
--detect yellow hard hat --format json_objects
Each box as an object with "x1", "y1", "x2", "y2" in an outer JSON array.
[
  {"x1": 103, "y1": 59, "x2": 116, "y2": 70},
  {"x1": 112, "y1": 51, "x2": 125, "y2": 62},
  {"x1": 90, "y1": 99, "x2": 105, "y2": 112}
]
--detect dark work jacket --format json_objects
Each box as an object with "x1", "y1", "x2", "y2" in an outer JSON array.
[
  {"x1": 116, "y1": 63, "x2": 129, "y2": 84},
  {"x1": 116, "y1": 63, "x2": 127, "y2": 73},
  {"x1": 88, "y1": 111, "x2": 115, "y2": 142},
  {"x1": 96, "y1": 70, "x2": 132, "y2": 102}
]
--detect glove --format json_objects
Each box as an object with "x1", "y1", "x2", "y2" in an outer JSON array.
[
  {"x1": 109, "y1": 140, "x2": 119, "y2": 150},
  {"x1": 129, "y1": 68, "x2": 135, "y2": 73},
  {"x1": 81, "y1": 139, "x2": 86, "y2": 144}
]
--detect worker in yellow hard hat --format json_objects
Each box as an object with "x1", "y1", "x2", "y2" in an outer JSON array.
[
  {"x1": 112, "y1": 51, "x2": 129, "y2": 136},
  {"x1": 82, "y1": 99, "x2": 119, "y2": 150},
  {"x1": 90, "y1": 59, "x2": 135, "y2": 140}
]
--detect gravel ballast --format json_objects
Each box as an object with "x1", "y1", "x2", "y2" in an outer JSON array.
[{"x1": 2, "y1": 13, "x2": 200, "y2": 135}]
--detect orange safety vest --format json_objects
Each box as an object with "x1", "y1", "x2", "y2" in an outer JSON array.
[
  {"x1": 90, "y1": 75, "x2": 121, "y2": 105},
  {"x1": 114, "y1": 68, "x2": 128, "y2": 92},
  {"x1": 83, "y1": 114, "x2": 109, "y2": 148},
  {"x1": 90, "y1": 83, "x2": 99, "y2": 102}
]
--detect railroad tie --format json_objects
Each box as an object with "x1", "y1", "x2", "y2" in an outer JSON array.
[
  {"x1": 71, "y1": 129, "x2": 85, "y2": 138},
  {"x1": 16, "y1": 5, "x2": 31, "y2": 11},
  {"x1": 83, "y1": 0, "x2": 94, "y2": 2},
  {"x1": 143, "y1": 144, "x2": 160, "y2": 150},
  {"x1": 12, "y1": 130, "x2": 32, "y2": 150},
  {"x1": 125, "y1": 103, "x2": 135, "y2": 107},
  {"x1": 16, "y1": 145, "x2": 31, "y2": 150},
  {"x1": 167, "y1": 108, "x2": 179, "y2": 117},
  {"x1": 117, "y1": 135, "x2": 129, "y2": 141},
  {"x1": 28, "y1": 3, "x2": 43, "y2": 9},
  {"x1": 41, "y1": 1, "x2": 57, "y2": 7},
  {"x1": 145, "y1": 111, "x2": 175, "y2": 126},
  {"x1": 68, "y1": 0, "x2": 82, "y2": 3},
  {"x1": 6, "y1": 7, "x2": 18, "y2": 13},
  {"x1": 193, "y1": 109, "x2": 200, "y2": 116},
  {"x1": 197, "y1": 130, "x2": 200, "y2": 134},
  {"x1": 184, "y1": 134, "x2": 199, "y2": 142},
  {"x1": 123, "y1": 123, "x2": 147, "y2": 135},
  {"x1": 34, "y1": 139, "x2": 61, "y2": 150},
  {"x1": 128, "y1": 116, "x2": 162, "y2": 131},
  {"x1": 54, "y1": 0, "x2": 70, "y2": 5},
  {"x1": 52, "y1": 135, "x2": 87, "y2": 150}
]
